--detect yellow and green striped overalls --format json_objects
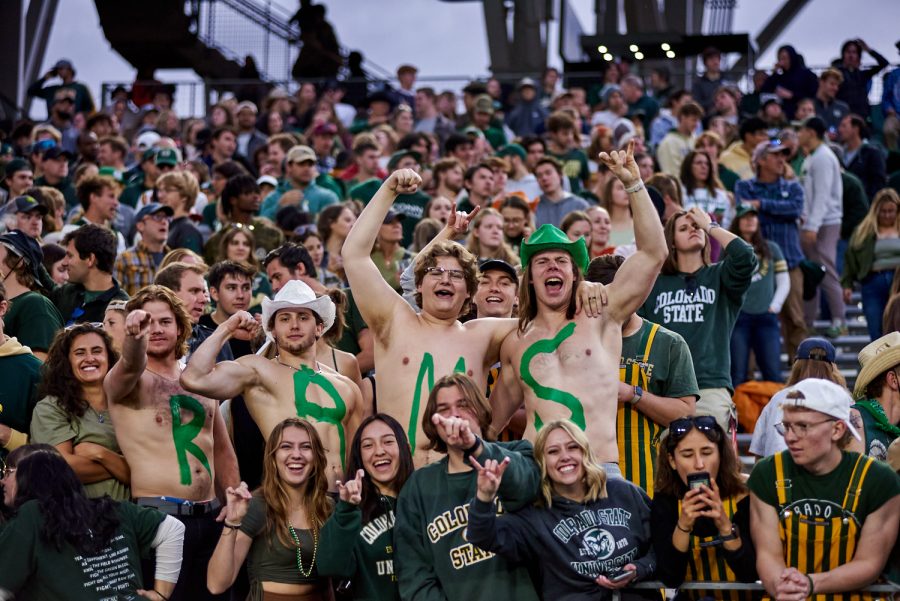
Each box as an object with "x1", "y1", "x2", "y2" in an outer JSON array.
[
  {"x1": 618, "y1": 321, "x2": 663, "y2": 496},
  {"x1": 773, "y1": 452, "x2": 877, "y2": 601},
  {"x1": 676, "y1": 496, "x2": 757, "y2": 601}
]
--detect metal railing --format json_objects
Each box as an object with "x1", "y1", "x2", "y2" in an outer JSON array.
[{"x1": 611, "y1": 580, "x2": 900, "y2": 600}]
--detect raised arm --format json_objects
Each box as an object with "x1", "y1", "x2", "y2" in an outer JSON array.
[
  {"x1": 599, "y1": 141, "x2": 668, "y2": 323},
  {"x1": 181, "y1": 312, "x2": 262, "y2": 400},
  {"x1": 342, "y1": 170, "x2": 422, "y2": 332},
  {"x1": 104, "y1": 309, "x2": 150, "y2": 403}
]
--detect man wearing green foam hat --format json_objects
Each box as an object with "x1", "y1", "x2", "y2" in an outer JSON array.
[
  {"x1": 342, "y1": 168, "x2": 608, "y2": 468},
  {"x1": 490, "y1": 141, "x2": 669, "y2": 471}
]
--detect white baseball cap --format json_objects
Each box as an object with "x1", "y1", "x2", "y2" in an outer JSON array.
[
  {"x1": 780, "y1": 378, "x2": 861, "y2": 441},
  {"x1": 136, "y1": 131, "x2": 161, "y2": 150}
]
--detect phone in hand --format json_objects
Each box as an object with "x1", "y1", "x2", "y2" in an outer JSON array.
[
  {"x1": 610, "y1": 569, "x2": 635, "y2": 583},
  {"x1": 687, "y1": 471, "x2": 710, "y2": 490}
]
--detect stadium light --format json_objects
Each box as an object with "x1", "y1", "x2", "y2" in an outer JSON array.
[
  {"x1": 597, "y1": 45, "x2": 608, "y2": 54},
  {"x1": 634, "y1": 52, "x2": 644, "y2": 60},
  {"x1": 603, "y1": 53, "x2": 613, "y2": 61},
  {"x1": 666, "y1": 50, "x2": 676, "y2": 59},
  {"x1": 661, "y1": 43, "x2": 671, "y2": 51},
  {"x1": 629, "y1": 44, "x2": 639, "y2": 52}
]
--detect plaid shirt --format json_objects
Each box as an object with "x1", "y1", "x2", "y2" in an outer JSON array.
[
  {"x1": 733, "y1": 177, "x2": 806, "y2": 269},
  {"x1": 113, "y1": 241, "x2": 170, "y2": 296}
]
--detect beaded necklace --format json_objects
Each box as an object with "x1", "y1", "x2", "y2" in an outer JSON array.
[{"x1": 287, "y1": 521, "x2": 318, "y2": 577}]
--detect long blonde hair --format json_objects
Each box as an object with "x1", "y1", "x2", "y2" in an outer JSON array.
[
  {"x1": 465, "y1": 207, "x2": 521, "y2": 265},
  {"x1": 850, "y1": 188, "x2": 900, "y2": 249},
  {"x1": 259, "y1": 418, "x2": 331, "y2": 549},
  {"x1": 533, "y1": 420, "x2": 607, "y2": 507}
]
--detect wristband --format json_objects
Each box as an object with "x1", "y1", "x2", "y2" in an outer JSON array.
[
  {"x1": 718, "y1": 524, "x2": 738, "y2": 541},
  {"x1": 676, "y1": 522, "x2": 692, "y2": 533},
  {"x1": 805, "y1": 573, "x2": 815, "y2": 596},
  {"x1": 624, "y1": 180, "x2": 644, "y2": 194},
  {"x1": 463, "y1": 435, "x2": 482, "y2": 460},
  {"x1": 223, "y1": 522, "x2": 242, "y2": 530},
  {"x1": 155, "y1": 591, "x2": 170, "y2": 601}
]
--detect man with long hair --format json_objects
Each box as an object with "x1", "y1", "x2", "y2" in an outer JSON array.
[
  {"x1": 104, "y1": 284, "x2": 239, "y2": 601},
  {"x1": 180, "y1": 279, "x2": 364, "y2": 491},
  {"x1": 343, "y1": 170, "x2": 607, "y2": 468},
  {"x1": 490, "y1": 141, "x2": 668, "y2": 474}
]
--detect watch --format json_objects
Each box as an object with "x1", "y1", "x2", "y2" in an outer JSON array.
[
  {"x1": 463, "y1": 435, "x2": 483, "y2": 461},
  {"x1": 630, "y1": 385, "x2": 644, "y2": 406},
  {"x1": 706, "y1": 222, "x2": 721, "y2": 233}
]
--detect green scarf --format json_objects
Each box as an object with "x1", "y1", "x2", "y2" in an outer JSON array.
[{"x1": 855, "y1": 398, "x2": 900, "y2": 438}]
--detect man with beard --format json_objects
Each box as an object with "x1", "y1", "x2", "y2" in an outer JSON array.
[
  {"x1": 343, "y1": 171, "x2": 607, "y2": 467},
  {"x1": 104, "y1": 285, "x2": 239, "y2": 601},
  {"x1": 489, "y1": 142, "x2": 668, "y2": 472},
  {"x1": 181, "y1": 279, "x2": 364, "y2": 491},
  {"x1": 203, "y1": 174, "x2": 283, "y2": 264}
]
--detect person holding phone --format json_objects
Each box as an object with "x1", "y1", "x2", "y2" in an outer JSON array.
[
  {"x1": 650, "y1": 416, "x2": 758, "y2": 599},
  {"x1": 467, "y1": 419, "x2": 656, "y2": 598}
]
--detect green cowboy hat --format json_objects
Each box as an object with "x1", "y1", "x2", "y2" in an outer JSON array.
[{"x1": 520, "y1": 224, "x2": 589, "y2": 273}]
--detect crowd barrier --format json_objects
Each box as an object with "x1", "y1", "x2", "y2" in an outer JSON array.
[{"x1": 611, "y1": 581, "x2": 900, "y2": 599}]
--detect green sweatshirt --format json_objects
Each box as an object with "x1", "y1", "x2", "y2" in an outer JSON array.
[
  {"x1": 638, "y1": 238, "x2": 757, "y2": 391},
  {"x1": 319, "y1": 497, "x2": 400, "y2": 601},
  {"x1": 395, "y1": 440, "x2": 541, "y2": 601}
]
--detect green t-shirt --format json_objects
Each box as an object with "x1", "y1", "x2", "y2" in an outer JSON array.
[
  {"x1": 638, "y1": 239, "x2": 757, "y2": 391},
  {"x1": 717, "y1": 164, "x2": 740, "y2": 193},
  {"x1": 392, "y1": 191, "x2": 430, "y2": 247},
  {"x1": 618, "y1": 319, "x2": 700, "y2": 495},
  {"x1": 742, "y1": 241, "x2": 787, "y2": 315},
  {"x1": 852, "y1": 399, "x2": 900, "y2": 463},
  {"x1": 4, "y1": 290, "x2": 64, "y2": 353},
  {"x1": 0, "y1": 500, "x2": 164, "y2": 600},
  {"x1": 548, "y1": 147, "x2": 590, "y2": 195},
  {"x1": 748, "y1": 451, "x2": 900, "y2": 525},
  {"x1": 349, "y1": 179, "x2": 382, "y2": 205},
  {"x1": 372, "y1": 247, "x2": 415, "y2": 291},
  {"x1": 30, "y1": 396, "x2": 131, "y2": 501},
  {"x1": 334, "y1": 288, "x2": 369, "y2": 358},
  {"x1": 319, "y1": 498, "x2": 400, "y2": 601}
]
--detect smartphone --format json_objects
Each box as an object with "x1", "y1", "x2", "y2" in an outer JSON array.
[
  {"x1": 687, "y1": 472, "x2": 710, "y2": 490},
  {"x1": 610, "y1": 569, "x2": 635, "y2": 583}
]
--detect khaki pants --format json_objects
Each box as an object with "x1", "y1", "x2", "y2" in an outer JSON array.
[
  {"x1": 884, "y1": 112, "x2": 900, "y2": 151},
  {"x1": 697, "y1": 387, "x2": 737, "y2": 435},
  {"x1": 780, "y1": 266, "x2": 807, "y2": 359},
  {"x1": 801, "y1": 224, "x2": 845, "y2": 327}
]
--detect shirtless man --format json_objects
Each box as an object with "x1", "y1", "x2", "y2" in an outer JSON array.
[
  {"x1": 490, "y1": 142, "x2": 668, "y2": 470},
  {"x1": 104, "y1": 285, "x2": 239, "y2": 601},
  {"x1": 180, "y1": 279, "x2": 364, "y2": 490},
  {"x1": 343, "y1": 170, "x2": 606, "y2": 467}
]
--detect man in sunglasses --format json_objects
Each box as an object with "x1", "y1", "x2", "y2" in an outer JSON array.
[
  {"x1": 343, "y1": 170, "x2": 608, "y2": 468},
  {"x1": 749, "y1": 378, "x2": 900, "y2": 600},
  {"x1": 490, "y1": 141, "x2": 668, "y2": 474}
]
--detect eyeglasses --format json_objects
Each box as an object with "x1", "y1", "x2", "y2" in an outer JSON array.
[
  {"x1": 774, "y1": 418, "x2": 836, "y2": 438},
  {"x1": 424, "y1": 266, "x2": 466, "y2": 281},
  {"x1": 146, "y1": 213, "x2": 172, "y2": 223},
  {"x1": 0, "y1": 460, "x2": 14, "y2": 479},
  {"x1": 667, "y1": 415, "x2": 721, "y2": 447}
]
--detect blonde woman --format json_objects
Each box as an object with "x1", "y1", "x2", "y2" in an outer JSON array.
[
  {"x1": 465, "y1": 207, "x2": 520, "y2": 266},
  {"x1": 467, "y1": 419, "x2": 655, "y2": 597},
  {"x1": 208, "y1": 418, "x2": 334, "y2": 600},
  {"x1": 842, "y1": 188, "x2": 900, "y2": 340}
]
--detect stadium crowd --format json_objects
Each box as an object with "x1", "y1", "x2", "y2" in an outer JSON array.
[{"x1": 0, "y1": 37, "x2": 899, "y2": 601}]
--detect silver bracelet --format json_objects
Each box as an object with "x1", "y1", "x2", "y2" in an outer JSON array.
[{"x1": 624, "y1": 180, "x2": 644, "y2": 194}]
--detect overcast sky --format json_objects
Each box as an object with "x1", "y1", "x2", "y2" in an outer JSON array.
[{"x1": 36, "y1": 0, "x2": 898, "y2": 116}]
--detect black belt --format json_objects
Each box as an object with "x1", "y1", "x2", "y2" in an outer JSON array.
[{"x1": 135, "y1": 496, "x2": 222, "y2": 517}]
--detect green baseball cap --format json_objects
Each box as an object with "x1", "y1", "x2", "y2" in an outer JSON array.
[
  {"x1": 98, "y1": 166, "x2": 124, "y2": 183},
  {"x1": 387, "y1": 149, "x2": 421, "y2": 171},
  {"x1": 155, "y1": 148, "x2": 179, "y2": 166},
  {"x1": 734, "y1": 203, "x2": 758, "y2": 219},
  {"x1": 520, "y1": 224, "x2": 589, "y2": 273},
  {"x1": 496, "y1": 143, "x2": 526, "y2": 160}
]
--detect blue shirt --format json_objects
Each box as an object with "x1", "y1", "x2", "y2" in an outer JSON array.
[{"x1": 734, "y1": 177, "x2": 805, "y2": 269}]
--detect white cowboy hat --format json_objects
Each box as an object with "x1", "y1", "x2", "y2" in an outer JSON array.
[{"x1": 257, "y1": 280, "x2": 335, "y2": 355}]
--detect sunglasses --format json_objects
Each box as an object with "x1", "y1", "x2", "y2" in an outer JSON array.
[
  {"x1": 64, "y1": 321, "x2": 104, "y2": 331},
  {"x1": 667, "y1": 415, "x2": 721, "y2": 448}
]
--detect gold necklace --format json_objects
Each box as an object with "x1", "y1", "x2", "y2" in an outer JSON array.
[{"x1": 287, "y1": 521, "x2": 318, "y2": 578}]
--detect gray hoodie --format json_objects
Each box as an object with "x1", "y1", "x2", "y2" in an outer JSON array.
[{"x1": 800, "y1": 142, "x2": 843, "y2": 231}]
